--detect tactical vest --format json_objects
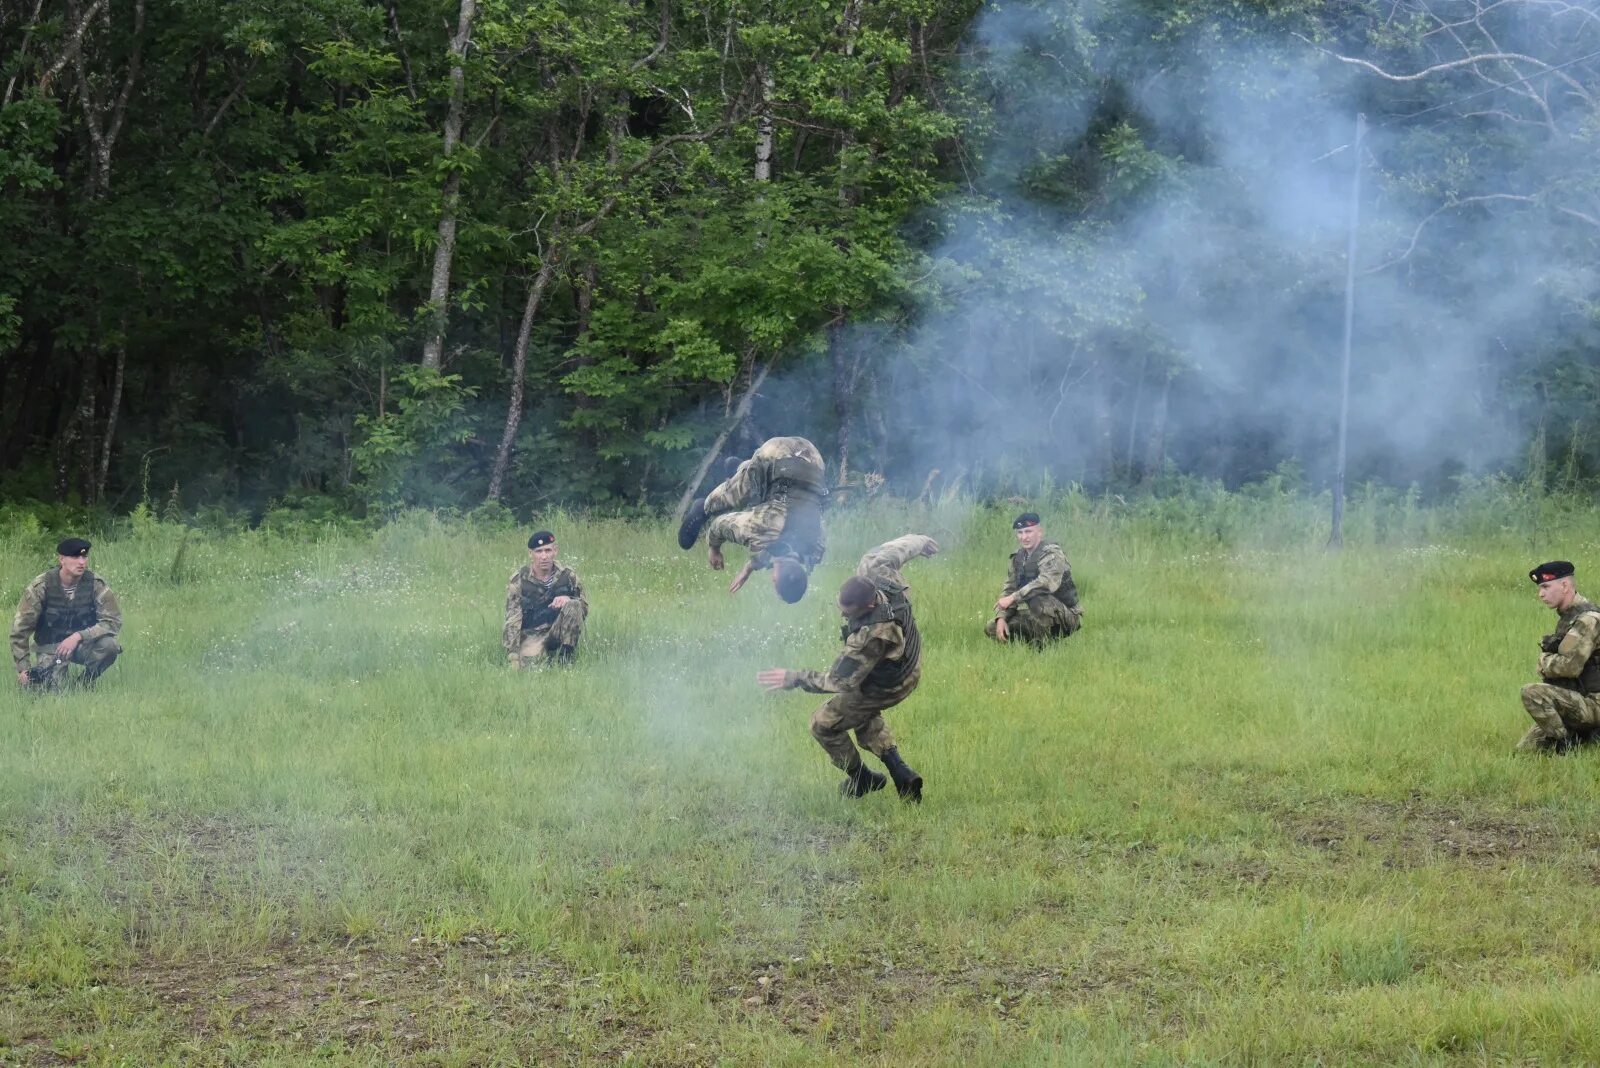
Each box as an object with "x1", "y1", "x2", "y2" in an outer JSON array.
[
  {"x1": 766, "y1": 456, "x2": 827, "y2": 560},
  {"x1": 35, "y1": 569, "x2": 99, "y2": 645},
  {"x1": 842, "y1": 588, "x2": 921, "y2": 693},
  {"x1": 1546, "y1": 598, "x2": 1600, "y2": 694},
  {"x1": 1013, "y1": 542, "x2": 1079, "y2": 609},
  {"x1": 521, "y1": 568, "x2": 579, "y2": 631}
]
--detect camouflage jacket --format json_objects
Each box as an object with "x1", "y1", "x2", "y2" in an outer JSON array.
[
  {"x1": 1001, "y1": 541, "x2": 1079, "y2": 607},
  {"x1": 503, "y1": 563, "x2": 584, "y2": 652},
  {"x1": 790, "y1": 534, "x2": 934, "y2": 695},
  {"x1": 10, "y1": 569, "x2": 123, "y2": 671},
  {"x1": 1539, "y1": 595, "x2": 1600, "y2": 684}
]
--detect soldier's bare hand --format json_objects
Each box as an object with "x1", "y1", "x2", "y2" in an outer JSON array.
[
  {"x1": 708, "y1": 547, "x2": 725, "y2": 571},
  {"x1": 16, "y1": 671, "x2": 28, "y2": 686},
  {"x1": 729, "y1": 562, "x2": 754, "y2": 593},
  {"x1": 757, "y1": 668, "x2": 791, "y2": 691},
  {"x1": 994, "y1": 618, "x2": 1009, "y2": 642},
  {"x1": 921, "y1": 538, "x2": 940, "y2": 557},
  {"x1": 550, "y1": 595, "x2": 571, "y2": 609},
  {"x1": 995, "y1": 594, "x2": 1017, "y2": 611}
]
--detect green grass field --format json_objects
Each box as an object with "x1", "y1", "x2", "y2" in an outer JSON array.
[{"x1": 4, "y1": 495, "x2": 1600, "y2": 1065}]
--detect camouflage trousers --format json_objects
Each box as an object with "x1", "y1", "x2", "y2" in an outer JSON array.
[
  {"x1": 986, "y1": 594, "x2": 1081, "y2": 646},
  {"x1": 509, "y1": 601, "x2": 587, "y2": 668},
  {"x1": 28, "y1": 634, "x2": 122, "y2": 682},
  {"x1": 704, "y1": 463, "x2": 824, "y2": 569},
  {"x1": 1516, "y1": 682, "x2": 1600, "y2": 751},
  {"x1": 810, "y1": 665, "x2": 920, "y2": 771},
  {"x1": 706, "y1": 504, "x2": 785, "y2": 560}
]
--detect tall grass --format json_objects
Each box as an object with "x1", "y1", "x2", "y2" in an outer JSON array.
[{"x1": 3, "y1": 490, "x2": 1600, "y2": 1064}]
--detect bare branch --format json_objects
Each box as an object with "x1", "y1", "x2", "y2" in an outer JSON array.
[
  {"x1": 40, "y1": 0, "x2": 109, "y2": 91},
  {"x1": 202, "y1": 58, "x2": 260, "y2": 139},
  {"x1": 630, "y1": 0, "x2": 670, "y2": 73}
]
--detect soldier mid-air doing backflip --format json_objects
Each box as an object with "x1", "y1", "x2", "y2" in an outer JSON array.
[{"x1": 678, "y1": 436, "x2": 828, "y2": 604}]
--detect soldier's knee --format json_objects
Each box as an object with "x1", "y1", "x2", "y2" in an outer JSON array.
[
  {"x1": 1522, "y1": 683, "x2": 1555, "y2": 710},
  {"x1": 810, "y1": 709, "x2": 843, "y2": 743}
]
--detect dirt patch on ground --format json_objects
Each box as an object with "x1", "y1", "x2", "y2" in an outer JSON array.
[
  {"x1": 120, "y1": 935, "x2": 647, "y2": 1060},
  {"x1": 1279, "y1": 796, "x2": 1593, "y2": 867}
]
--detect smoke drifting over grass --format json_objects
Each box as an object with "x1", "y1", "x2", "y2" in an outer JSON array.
[{"x1": 784, "y1": 0, "x2": 1599, "y2": 496}]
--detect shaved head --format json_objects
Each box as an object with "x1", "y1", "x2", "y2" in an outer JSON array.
[{"x1": 838, "y1": 576, "x2": 876, "y2": 610}]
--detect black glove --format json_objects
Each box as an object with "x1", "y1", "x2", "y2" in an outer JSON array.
[{"x1": 1541, "y1": 633, "x2": 1563, "y2": 655}]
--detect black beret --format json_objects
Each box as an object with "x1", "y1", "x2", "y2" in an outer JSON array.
[
  {"x1": 528, "y1": 530, "x2": 555, "y2": 549},
  {"x1": 1531, "y1": 560, "x2": 1575, "y2": 584},
  {"x1": 56, "y1": 537, "x2": 91, "y2": 557},
  {"x1": 1012, "y1": 512, "x2": 1042, "y2": 530}
]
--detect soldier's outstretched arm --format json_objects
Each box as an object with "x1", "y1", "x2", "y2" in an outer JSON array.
[
  {"x1": 10, "y1": 579, "x2": 44, "y2": 675},
  {"x1": 856, "y1": 534, "x2": 939, "y2": 587},
  {"x1": 788, "y1": 627, "x2": 895, "y2": 694},
  {"x1": 1540, "y1": 610, "x2": 1600, "y2": 679}
]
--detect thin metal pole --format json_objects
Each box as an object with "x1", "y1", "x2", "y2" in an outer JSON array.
[{"x1": 1330, "y1": 112, "x2": 1365, "y2": 550}]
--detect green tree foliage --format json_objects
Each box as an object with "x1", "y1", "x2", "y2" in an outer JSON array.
[{"x1": 0, "y1": 0, "x2": 1595, "y2": 514}]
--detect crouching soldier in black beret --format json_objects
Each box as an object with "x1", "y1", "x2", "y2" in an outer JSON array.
[
  {"x1": 1518, "y1": 560, "x2": 1600, "y2": 753},
  {"x1": 504, "y1": 530, "x2": 587, "y2": 667},
  {"x1": 11, "y1": 538, "x2": 123, "y2": 689},
  {"x1": 986, "y1": 513, "x2": 1082, "y2": 647}
]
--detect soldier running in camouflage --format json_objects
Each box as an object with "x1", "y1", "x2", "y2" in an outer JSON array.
[
  {"x1": 986, "y1": 512, "x2": 1082, "y2": 647},
  {"x1": 1516, "y1": 560, "x2": 1600, "y2": 753},
  {"x1": 758, "y1": 534, "x2": 938, "y2": 801},
  {"x1": 504, "y1": 530, "x2": 587, "y2": 667},
  {"x1": 678, "y1": 436, "x2": 827, "y2": 604},
  {"x1": 11, "y1": 537, "x2": 123, "y2": 688}
]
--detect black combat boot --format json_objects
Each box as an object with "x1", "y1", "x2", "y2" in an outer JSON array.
[
  {"x1": 80, "y1": 651, "x2": 118, "y2": 688},
  {"x1": 677, "y1": 498, "x2": 709, "y2": 550},
  {"x1": 838, "y1": 760, "x2": 887, "y2": 799},
  {"x1": 878, "y1": 748, "x2": 923, "y2": 803}
]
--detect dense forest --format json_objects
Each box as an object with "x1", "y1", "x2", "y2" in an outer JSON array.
[{"x1": 1, "y1": 0, "x2": 1595, "y2": 516}]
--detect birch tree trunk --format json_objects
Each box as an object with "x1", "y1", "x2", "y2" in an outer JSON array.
[
  {"x1": 419, "y1": 0, "x2": 477, "y2": 370},
  {"x1": 674, "y1": 361, "x2": 771, "y2": 521},
  {"x1": 485, "y1": 251, "x2": 560, "y2": 501},
  {"x1": 95, "y1": 336, "x2": 126, "y2": 502}
]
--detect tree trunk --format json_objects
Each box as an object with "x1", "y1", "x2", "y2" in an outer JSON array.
[
  {"x1": 1091, "y1": 367, "x2": 1116, "y2": 486},
  {"x1": 674, "y1": 361, "x2": 772, "y2": 521},
  {"x1": 754, "y1": 67, "x2": 775, "y2": 182},
  {"x1": 485, "y1": 251, "x2": 560, "y2": 501},
  {"x1": 830, "y1": 319, "x2": 853, "y2": 480},
  {"x1": 95, "y1": 336, "x2": 125, "y2": 502},
  {"x1": 419, "y1": 0, "x2": 477, "y2": 370},
  {"x1": 1141, "y1": 371, "x2": 1171, "y2": 483}
]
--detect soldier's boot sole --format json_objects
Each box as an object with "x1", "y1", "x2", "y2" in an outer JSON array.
[{"x1": 677, "y1": 498, "x2": 709, "y2": 550}]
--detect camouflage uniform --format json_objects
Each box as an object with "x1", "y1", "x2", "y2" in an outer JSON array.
[
  {"x1": 788, "y1": 535, "x2": 933, "y2": 770},
  {"x1": 504, "y1": 564, "x2": 587, "y2": 667},
  {"x1": 704, "y1": 436, "x2": 827, "y2": 572},
  {"x1": 985, "y1": 541, "x2": 1082, "y2": 646},
  {"x1": 1517, "y1": 596, "x2": 1600, "y2": 751},
  {"x1": 11, "y1": 569, "x2": 123, "y2": 681}
]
